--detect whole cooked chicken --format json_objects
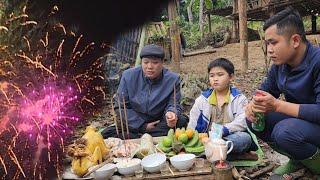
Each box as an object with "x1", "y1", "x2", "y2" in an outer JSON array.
[{"x1": 67, "y1": 126, "x2": 110, "y2": 176}]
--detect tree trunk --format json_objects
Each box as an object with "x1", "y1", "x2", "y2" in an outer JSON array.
[
  {"x1": 199, "y1": 0, "x2": 204, "y2": 39},
  {"x1": 187, "y1": 0, "x2": 195, "y2": 24},
  {"x1": 238, "y1": 0, "x2": 248, "y2": 72},
  {"x1": 168, "y1": 0, "x2": 181, "y2": 73}
]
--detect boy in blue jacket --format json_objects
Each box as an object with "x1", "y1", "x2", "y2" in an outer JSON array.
[{"x1": 188, "y1": 58, "x2": 252, "y2": 154}]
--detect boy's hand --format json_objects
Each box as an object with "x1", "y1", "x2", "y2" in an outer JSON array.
[
  {"x1": 166, "y1": 111, "x2": 177, "y2": 128},
  {"x1": 245, "y1": 101, "x2": 257, "y2": 123},
  {"x1": 252, "y1": 90, "x2": 279, "y2": 113},
  {"x1": 146, "y1": 120, "x2": 160, "y2": 131}
]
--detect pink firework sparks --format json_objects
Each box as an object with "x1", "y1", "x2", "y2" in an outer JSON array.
[
  {"x1": 19, "y1": 83, "x2": 79, "y2": 152},
  {"x1": 0, "y1": 83, "x2": 80, "y2": 179}
]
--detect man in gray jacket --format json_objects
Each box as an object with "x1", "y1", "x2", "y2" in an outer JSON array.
[{"x1": 102, "y1": 44, "x2": 188, "y2": 138}]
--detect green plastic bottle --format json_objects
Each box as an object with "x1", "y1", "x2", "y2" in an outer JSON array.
[{"x1": 252, "y1": 92, "x2": 265, "y2": 132}]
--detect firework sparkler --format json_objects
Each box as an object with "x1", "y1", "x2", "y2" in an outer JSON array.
[{"x1": 0, "y1": 4, "x2": 109, "y2": 179}]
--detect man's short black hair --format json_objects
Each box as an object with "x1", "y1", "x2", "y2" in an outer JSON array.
[
  {"x1": 263, "y1": 6, "x2": 307, "y2": 42},
  {"x1": 208, "y1": 58, "x2": 234, "y2": 75}
]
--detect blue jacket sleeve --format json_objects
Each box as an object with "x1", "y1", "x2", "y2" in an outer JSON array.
[
  {"x1": 298, "y1": 63, "x2": 320, "y2": 124},
  {"x1": 114, "y1": 72, "x2": 145, "y2": 130},
  {"x1": 260, "y1": 66, "x2": 281, "y2": 99},
  {"x1": 165, "y1": 76, "x2": 182, "y2": 116}
]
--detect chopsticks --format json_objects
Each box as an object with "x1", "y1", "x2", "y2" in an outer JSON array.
[
  {"x1": 82, "y1": 157, "x2": 113, "y2": 177},
  {"x1": 155, "y1": 146, "x2": 175, "y2": 176}
]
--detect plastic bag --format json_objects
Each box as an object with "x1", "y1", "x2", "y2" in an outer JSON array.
[{"x1": 209, "y1": 123, "x2": 223, "y2": 139}]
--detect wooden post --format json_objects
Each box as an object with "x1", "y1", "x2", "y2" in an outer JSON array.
[
  {"x1": 208, "y1": 13, "x2": 212, "y2": 33},
  {"x1": 231, "y1": 0, "x2": 239, "y2": 41},
  {"x1": 312, "y1": 15, "x2": 317, "y2": 34},
  {"x1": 238, "y1": 0, "x2": 248, "y2": 72},
  {"x1": 168, "y1": 0, "x2": 181, "y2": 73},
  {"x1": 232, "y1": 19, "x2": 239, "y2": 41}
]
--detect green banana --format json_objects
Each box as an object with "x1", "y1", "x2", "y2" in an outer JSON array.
[
  {"x1": 185, "y1": 131, "x2": 199, "y2": 147},
  {"x1": 166, "y1": 151, "x2": 176, "y2": 157},
  {"x1": 185, "y1": 145, "x2": 205, "y2": 154},
  {"x1": 194, "y1": 138, "x2": 203, "y2": 147},
  {"x1": 167, "y1": 129, "x2": 174, "y2": 140},
  {"x1": 158, "y1": 141, "x2": 172, "y2": 153}
]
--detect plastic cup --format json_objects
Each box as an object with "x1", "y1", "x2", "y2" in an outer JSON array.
[
  {"x1": 160, "y1": 162, "x2": 170, "y2": 176},
  {"x1": 135, "y1": 166, "x2": 143, "y2": 178}
]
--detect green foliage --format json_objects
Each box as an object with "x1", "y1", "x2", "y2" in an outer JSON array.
[
  {"x1": 179, "y1": 13, "x2": 232, "y2": 49},
  {"x1": 303, "y1": 16, "x2": 320, "y2": 32},
  {"x1": 177, "y1": 0, "x2": 233, "y2": 49},
  {"x1": 248, "y1": 21, "x2": 263, "y2": 31}
]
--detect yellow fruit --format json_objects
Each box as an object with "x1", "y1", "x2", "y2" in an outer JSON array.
[
  {"x1": 175, "y1": 128, "x2": 182, "y2": 139},
  {"x1": 199, "y1": 133, "x2": 208, "y2": 142},
  {"x1": 178, "y1": 133, "x2": 189, "y2": 144},
  {"x1": 185, "y1": 129, "x2": 194, "y2": 139}
]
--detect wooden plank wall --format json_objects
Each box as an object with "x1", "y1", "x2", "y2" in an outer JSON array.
[{"x1": 110, "y1": 27, "x2": 143, "y2": 64}]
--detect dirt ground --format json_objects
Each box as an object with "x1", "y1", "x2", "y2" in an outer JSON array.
[{"x1": 181, "y1": 40, "x2": 265, "y2": 74}]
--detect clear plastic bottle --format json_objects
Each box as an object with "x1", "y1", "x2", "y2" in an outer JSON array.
[{"x1": 252, "y1": 92, "x2": 265, "y2": 132}]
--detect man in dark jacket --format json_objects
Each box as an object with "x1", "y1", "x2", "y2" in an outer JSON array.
[
  {"x1": 102, "y1": 44, "x2": 188, "y2": 138},
  {"x1": 245, "y1": 7, "x2": 320, "y2": 177}
]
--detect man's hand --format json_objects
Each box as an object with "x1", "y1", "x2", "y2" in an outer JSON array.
[
  {"x1": 252, "y1": 90, "x2": 279, "y2": 113},
  {"x1": 165, "y1": 111, "x2": 177, "y2": 128},
  {"x1": 146, "y1": 120, "x2": 160, "y2": 132},
  {"x1": 245, "y1": 101, "x2": 256, "y2": 123}
]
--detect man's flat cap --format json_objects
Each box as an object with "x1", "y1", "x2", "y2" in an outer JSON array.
[{"x1": 140, "y1": 44, "x2": 164, "y2": 59}]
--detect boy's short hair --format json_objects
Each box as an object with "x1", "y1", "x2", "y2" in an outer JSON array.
[
  {"x1": 263, "y1": 6, "x2": 307, "y2": 42},
  {"x1": 208, "y1": 58, "x2": 234, "y2": 75}
]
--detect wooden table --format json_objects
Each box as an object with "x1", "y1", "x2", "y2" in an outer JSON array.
[
  {"x1": 109, "y1": 136, "x2": 218, "y2": 179},
  {"x1": 112, "y1": 159, "x2": 215, "y2": 180}
]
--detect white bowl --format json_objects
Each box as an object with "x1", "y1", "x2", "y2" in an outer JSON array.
[
  {"x1": 116, "y1": 158, "x2": 141, "y2": 176},
  {"x1": 92, "y1": 163, "x2": 117, "y2": 180},
  {"x1": 62, "y1": 168, "x2": 94, "y2": 179},
  {"x1": 141, "y1": 153, "x2": 167, "y2": 173},
  {"x1": 170, "y1": 154, "x2": 196, "y2": 171}
]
